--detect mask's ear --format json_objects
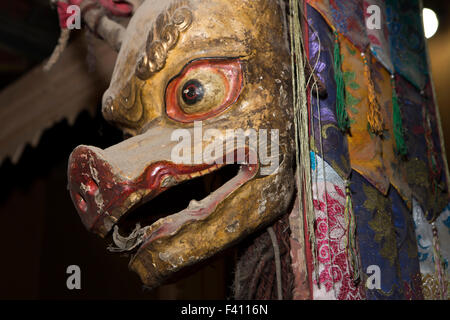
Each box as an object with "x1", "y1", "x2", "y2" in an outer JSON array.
[{"x1": 45, "y1": 0, "x2": 145, "y2": 71}]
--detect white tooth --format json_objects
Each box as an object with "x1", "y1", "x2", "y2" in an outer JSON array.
[
  {"x1": 191, "y1": 171, "x2": 201, "y2": 178},
  {"x1": 188, "y1": 199, "x2": 202, "y2": 209},
  {"x1": 161, "y1": 176, "x2": 177, "y2": 188},
  {"x1": 108, "y1": 223, "x2": 147, "y2": 253}
]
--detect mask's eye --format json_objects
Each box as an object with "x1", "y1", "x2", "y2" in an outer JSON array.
[
  {"x1": 166, "y1": 58, "x2": 243, "y2": 122},
  {"x1": 181, "y1": 79, "x2": 205, "y2": 107}
]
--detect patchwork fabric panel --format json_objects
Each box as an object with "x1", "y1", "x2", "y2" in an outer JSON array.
[
  {"x1": 370, "y1": 58, "x2": 411, "y2": 206},
  {"x1": 413, "y1": 200, "x2": 450, "y2": 299},
  {"x1": 389, "y1": 189, "x2": 423, "y2": 300},
  {"x1": 311, "y1": 153, "x2": 365, "y2": 300},
  {"x1": 397, "y1": 76, "x2": 448, "y2": 221},
  {"x1": 302, "y1": 1, "x2": 449, "y2": 300},
  {"x1": 350, "y1": 171, "x2": 422, "y2": 300},
  {"x1": 307, "y1": 0, "x2": 369, "y2": 51},
  {"x1": 386, "y1": 0, "x2": 429, "y2": 90},
  {"x1": 339, "y1": 36, "x2": 389, "y2": 194},
  {"x1": 363, "y1": 0, "x2": 393, "y2": 73},
  {"x1": 307, "y1": 4, "x2": 351, "y2": 179}
]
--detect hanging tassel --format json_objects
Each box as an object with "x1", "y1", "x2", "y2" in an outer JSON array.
[
  {"x1": 333, "y1": 31, "x2": 349, "y2": 132},
  {"x1": 391, "y1": 75, "x2": 408, "y2": 156},
  {"x1": 432, "y1": 223, "x2": 448, "y2": 300},
  {"x1": 344, "y1": 180, "x2": 361, "y2": 285},
  {"x1": 289, "y1": 0, "x2": 316, "y2": 296},
  {"x1": 362, "y1": 53, "x2": 384, "y2": 136}
]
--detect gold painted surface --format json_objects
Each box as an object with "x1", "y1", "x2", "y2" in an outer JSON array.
[
  {"x1": 89, "y1": 0, "x2": 297, "y2": 289},
  {"x1": 101, "y1": 0, "x2": 257, "y2": 135}
]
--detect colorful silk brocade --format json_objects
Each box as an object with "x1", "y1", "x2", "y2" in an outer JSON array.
[
  {"x1": 386, "y1": 0, "x2": 428, "y2": 90},
  {"x1": 307, "y1": 0, "x2": 368, "y2": 51},
  {"x1": 397, "y1": 77, "x2": 448, "y2": 221},
  {"x1": 307, "y1": 4, "x2": 351, "y2": 179},
  {"x1": 350, "y1": 171, "x2": 423, "y2": 300},
  {"x1": 363, "y1": 0, "x2": 393, "y2": 73},
  {"x1": 303, "y1": 2, "x2": 449, "y2": 300},
  {"x1": 311, "y1": 153, "x2": 365, "y2": 300},
  {"x1": 413, "y1": 201, "x2": 450, "y2": 299},
  {"x1": 339, "y1": 36, "x2": 389, "y2": 194}
]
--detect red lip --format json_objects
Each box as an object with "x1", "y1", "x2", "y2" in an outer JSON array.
[{"x1": 68, "y1": 146, "x2": 257, "y2": 238}]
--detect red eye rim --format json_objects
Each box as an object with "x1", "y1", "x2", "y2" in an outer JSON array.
[{"x1": 165, "y1": 58, "x2": 243, "y2": 123}]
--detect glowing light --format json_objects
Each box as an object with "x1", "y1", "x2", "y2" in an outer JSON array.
[{"x1": 423, "y1": 8, "x2": 439, "y2": 39}]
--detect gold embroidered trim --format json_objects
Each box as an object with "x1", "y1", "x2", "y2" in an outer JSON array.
[{"x1": 422, "y1": 273, "x2": 450, "y2": 300}]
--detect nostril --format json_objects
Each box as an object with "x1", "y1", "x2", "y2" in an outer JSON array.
[{"x1": 75, "y1": 193, "x2": 88, "y2": 213}]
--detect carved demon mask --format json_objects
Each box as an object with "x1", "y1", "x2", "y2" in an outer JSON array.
[{"x1": 68, "y1": 0, "x2": 295, "y2": 288}]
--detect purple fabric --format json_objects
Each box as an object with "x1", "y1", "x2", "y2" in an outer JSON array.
[{"x1": 308, "y1": 4, "x2": 351, "y2": 178}]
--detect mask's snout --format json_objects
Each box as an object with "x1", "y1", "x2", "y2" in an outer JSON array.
[{"x1": 68, "y1": 145, "x2": 128, "y2": 237}]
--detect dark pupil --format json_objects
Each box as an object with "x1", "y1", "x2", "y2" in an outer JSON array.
[{"x1": 182, "y1": 79, "x2": 204, "y2": 105}]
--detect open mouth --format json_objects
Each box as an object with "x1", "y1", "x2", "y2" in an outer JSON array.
[{"x1": 105, "y1": 149, "x2": 259, "y2": 255}]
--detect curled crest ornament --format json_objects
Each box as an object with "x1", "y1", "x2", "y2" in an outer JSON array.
[{"x1": 136, "y1": 5, "x2": 193, "y2": 80}]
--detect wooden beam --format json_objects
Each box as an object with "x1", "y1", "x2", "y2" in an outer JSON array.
[{"x1": 0, "y1": 34, "x2": 117, "y2": 164}]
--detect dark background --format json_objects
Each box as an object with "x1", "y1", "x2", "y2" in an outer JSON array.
[{"x1": 0, "y1": 0, "x2": 449, "y2": 299}]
